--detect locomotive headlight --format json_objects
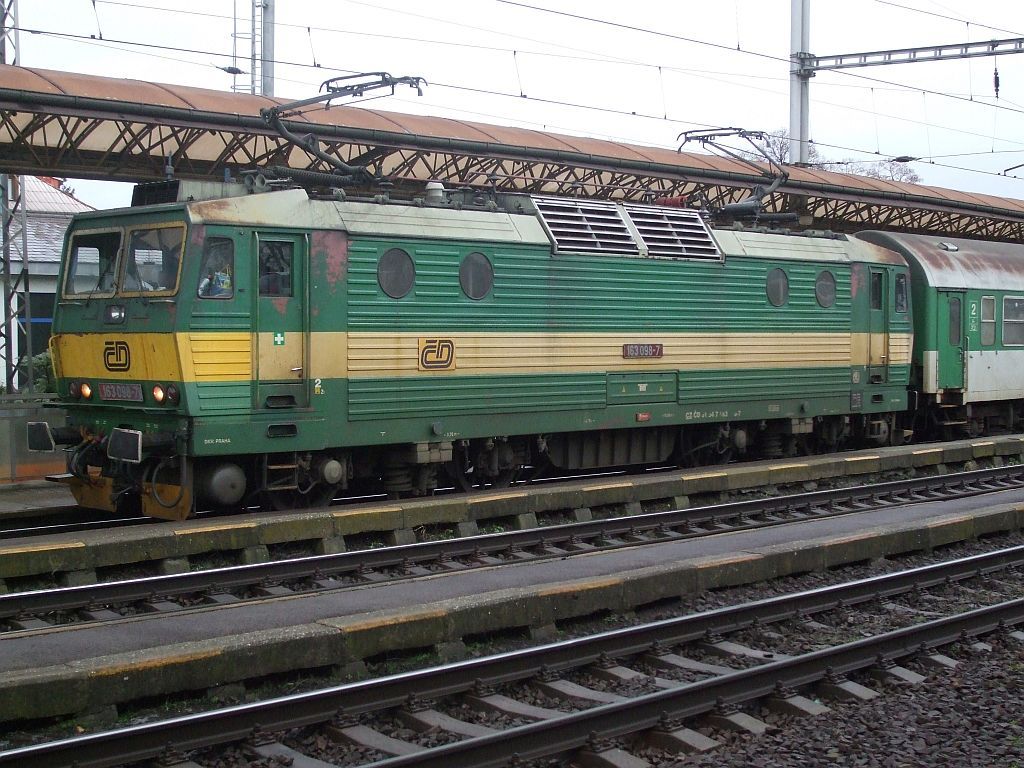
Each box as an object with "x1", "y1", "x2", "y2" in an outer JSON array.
[
  {"x1": 165, "y1": 384, "x2": 180, "y2": 405},
  {"x1": 79, "y1": 382, "x2": 93, "y2": 400},
  {"x1": 104, "y1": 305, "x2": 126, "y2": 324},
  {"x1": 69, "y1": 381, "x2": 81, "y2": 398},
  {"x1": 152, "y1": 384, "x2": 166, "y2": 404}
]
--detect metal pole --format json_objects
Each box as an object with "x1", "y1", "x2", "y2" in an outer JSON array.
[
  {"x1": 0, "y1": 0, "x2": 32, "y2": 394},
  {"x1": 262, "y1": 0, "x2": 274, "y2": 97},
  {"x1": 250, "y1": 0, "x2": 261, "y2": 95},
  {"x1": 789, "y1": 0, "x2": 810, "y2": 165}
]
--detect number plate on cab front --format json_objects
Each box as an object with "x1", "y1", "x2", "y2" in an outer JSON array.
[{"x1": 98, "y1": 382, "x2": 144, "y2": 402}]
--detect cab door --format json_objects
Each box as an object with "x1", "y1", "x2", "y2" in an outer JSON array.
[
  {"x1": 868, "y1": 268, "x2": 890, "y2": 383},
  {"x1": 254, "y1": 232, "x2": 308, "y2": 409},
  {"x1": 936, "y1": 290, "x2": 966, "y2": 391}
]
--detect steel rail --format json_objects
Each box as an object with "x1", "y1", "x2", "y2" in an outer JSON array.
[
  {"x1": 3, "y1": 544, "x2": 1022, "y2": 768},
  {"x1": 2, "y1": 462, "x2": 1022, "y2": 622},
  {"x1": 368, "y1": 597, "x2": 1024, "y2": 768},
  {"x1": 0, "y1": 513, "x2": 152, "y2": 539}
]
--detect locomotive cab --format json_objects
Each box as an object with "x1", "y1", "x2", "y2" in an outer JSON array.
[
  {"x1": 29, "y1": 206, "x2": 197, "y2": 517},
  {"x1": 30, "y1": 184, "x2": 343, "y2": 520}
]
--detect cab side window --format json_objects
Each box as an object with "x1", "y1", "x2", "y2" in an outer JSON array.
[
  {"x1": 258, "y1": 241, "x2": 293, "y2": 297},
  {"x1": 870, "y1": 272, "x2": 883, "y2": 310},
  {"x1": 197, "y1": 237, "x2": 234, "y2": 299}
]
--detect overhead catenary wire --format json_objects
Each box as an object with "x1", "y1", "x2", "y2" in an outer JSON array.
[
  {"x1": 493, "y1": 0, "x2": 1024, "y2": 120},
  {"x1": 874, "y1": 0, "x2": 1023, "y2": 38},
  {"x1": 14, "y1": 3, "x2": 1024, "y2": 186},
  {"x1": 15, "y1": 23, "x2": 1024, "y2": 185},
  {"x1": 17, "y1": 22, "x2": 1024, "y2": 156},
  {"x1": 87, "y1": 0, "x2": 1024, "y2": 120}
]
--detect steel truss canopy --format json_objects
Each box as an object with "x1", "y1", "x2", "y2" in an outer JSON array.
[{"x1": 2, "y1": 65, "x2": 1024, "y2": 239}]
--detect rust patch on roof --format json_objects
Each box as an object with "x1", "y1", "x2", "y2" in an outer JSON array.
[{"x1": 858, "y1": 231, "x2": 1024, "y2": 290}]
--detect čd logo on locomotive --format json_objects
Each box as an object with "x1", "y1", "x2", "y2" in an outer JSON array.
[
  {"x1": 418, "y1": 338, "x2": 456, "y2": 370},
  {"x1": 103, "y1": 340, "x2": 131, "y2": 371}
]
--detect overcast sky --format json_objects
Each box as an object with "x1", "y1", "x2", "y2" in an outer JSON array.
[{"x1": 13, "y1": 0, "x2": 1024, "y2": 209}]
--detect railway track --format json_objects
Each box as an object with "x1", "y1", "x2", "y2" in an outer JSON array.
[
  {"x1": 4, "y1": 544, "x2": 1023, "y2": 768},
  {"x1": 0, "y1": 510, "x2": 149, "y2": 539},
  {"x1": 3, "y1": 463, "x2": 1023, "y2": 633},
  {"x1": 0, "y1": 471, "x2": 562, "y2": 541}
]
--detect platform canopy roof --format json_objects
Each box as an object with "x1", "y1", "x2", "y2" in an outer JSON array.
[{"x1": 2, "y1": 65, "x2": 1024, "y2": 240}]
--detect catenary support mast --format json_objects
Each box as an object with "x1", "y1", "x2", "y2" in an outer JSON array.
[{"x1": 789, "y1": 4, "x2": 1024, "y2": 168}]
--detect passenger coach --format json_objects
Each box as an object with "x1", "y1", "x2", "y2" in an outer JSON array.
[{"x1": 858, "y1": 231, "x2": 1024, "y2": 437}]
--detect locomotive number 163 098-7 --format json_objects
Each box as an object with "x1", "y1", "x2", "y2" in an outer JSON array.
[{"x1": 622, "y1": 343, "x2": 664, "y2": 358}]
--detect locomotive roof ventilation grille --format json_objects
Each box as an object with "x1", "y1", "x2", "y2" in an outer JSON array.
[
  {"x1": 532, "y1": 196, "x2": 721, "y2": 261},
  {"x1": 622, "y1": 203, "x2": 721, "y2": 261},
  {"x1": 532, "y1": 196, "x2": 637, "y2": 255}
]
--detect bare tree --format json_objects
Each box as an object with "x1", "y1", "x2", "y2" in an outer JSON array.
[
  {"x1": 860, "y1": 160, "x2": 921, "y2": 184},
  {"x1": 738, "y1": 128, "x2": 823, "y2": 165},
  {"x1": 739, "y1": 129, "x2": 922, "y2": 184}
]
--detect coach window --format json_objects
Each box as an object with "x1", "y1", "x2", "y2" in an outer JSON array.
[
  {"x1": 258, "y1": 241, "x2": 293, "y2": 297},
  {"x1": 895, "y1": 273, "x2": 908, "y2": 313},
  {"x1": 766, "y1": 268, "x2": 788, "y2": 307},
  {"x1": 378, "y1": 248, "x2": 415, "y2": 299},
  {"x1": 1004, "y1": 297, "x2": 1024, "y2": 345},
  {"x1": 197, "y1": 238, "x2": 234, "y2": 299},
  {"x1": 460, "y1": 252, "x2": 493, "y2": 300},
  {"x1": 814, "y1": 270, "x2": 836, "y2": 308},
  {"x1": 949, "y1": 297, "x2": 961, "y2": 346},
  {"x1": 981, "y1": 296, "x2": 996, "y2": 346}
]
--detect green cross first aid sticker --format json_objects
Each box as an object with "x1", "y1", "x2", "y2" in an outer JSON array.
[{"x1": 273, "y1": 332, "x2": 285, "y2": 346}]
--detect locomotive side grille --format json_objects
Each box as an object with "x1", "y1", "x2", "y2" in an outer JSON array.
[
  {"x1": 533, "y1": 197, "x2": 638, "y2": 255},
  {"x1": 623, "y1": 203, "x2": 722, "y2": 261}
]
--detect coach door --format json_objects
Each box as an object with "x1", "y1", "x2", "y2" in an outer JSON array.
[
  {"x1": 254, "y1": 232, "x2": 308, "y2": 409},
  {"x1": 868, "y1": 268, "x2": 890, "y2": 383},
  {"x1": 937, "y1": 290, "x2": 966, "y2": 391}
]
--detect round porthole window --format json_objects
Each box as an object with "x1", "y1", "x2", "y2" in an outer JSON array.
[
  {"x1": 815, "y1": 270, "x2": 837, "y2": 308},
  {"x1": 766, "y1": 267, "x2": 789, "y2": 307},
  {"x1": 377, "y1": 248, "x2": 415, "y2": 299},
  {"x1": 459, "y1": 252, "x2": 493, "y2": 300}
]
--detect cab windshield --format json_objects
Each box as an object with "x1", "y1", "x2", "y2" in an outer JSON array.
[
  {"x1": 122, "y1": 225, "x2": 184, "y2": 294},
  {"x1": 63, "y1": 230, "x2": 121, "y2": 297},
  {"x1": 62, "y1": 224, "x2": 185, "y2": 298}
]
